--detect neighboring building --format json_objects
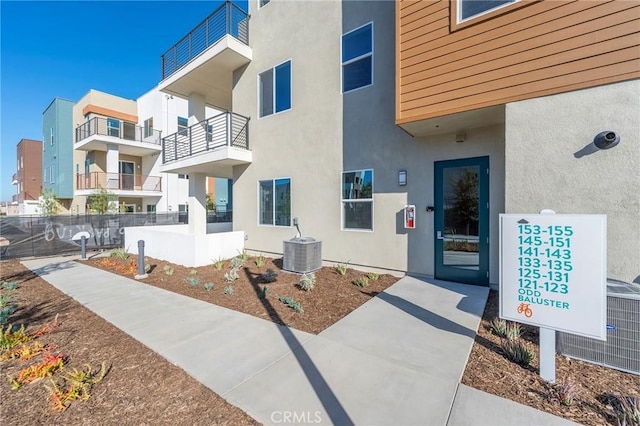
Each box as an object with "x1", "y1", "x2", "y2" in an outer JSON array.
[
  {"x1": 12, "y1": 138, "x2": 43, "y2": 214},
  {"x1": 42, "y1": 97, "x2": 76, "y2": 210},
  {"x1": 141, "y1": 0, "x2": 638, "y2": 284}
]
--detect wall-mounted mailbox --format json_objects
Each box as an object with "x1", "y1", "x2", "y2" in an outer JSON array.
[{"x1": 404, "y1": 205, "x2": 416, "y2": 229}]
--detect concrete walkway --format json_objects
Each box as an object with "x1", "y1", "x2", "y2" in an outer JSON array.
[{"x1": 22, "y1": 257, "x2": 575, "y2": 425}]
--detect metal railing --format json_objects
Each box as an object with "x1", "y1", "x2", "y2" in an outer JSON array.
[
  {"x1": 161, "y1": 0, "x2": 249, "y2": 80},
  {"x1": 75, "y1": 117, "x2": 162, "y2": 145},
  {"x1": 162, "y1": 111, "x2": 249, "y2": 164},
  {"x1": 12, "y1": 173, "x2": 18, "y2": 184},
  {"x1": 76, "y1": 172, "x2": 162, "y2": 192}
]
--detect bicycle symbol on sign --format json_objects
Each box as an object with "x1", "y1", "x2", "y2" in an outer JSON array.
[{"x1": 517, "y1": 303, "x2": 533, "y2": 318}]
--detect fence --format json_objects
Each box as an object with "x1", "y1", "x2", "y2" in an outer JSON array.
[{"x1": 0, "y1": 211, "x2": 231, "y2": 260}]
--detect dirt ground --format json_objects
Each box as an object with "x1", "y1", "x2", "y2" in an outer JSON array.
[{"x1": 462, "y1": 290, "x2": 640, "y2": 425}]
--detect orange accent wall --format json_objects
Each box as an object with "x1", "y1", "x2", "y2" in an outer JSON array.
[
  {"x1": 396, "y1": 0, "x2": 640, "y2": 125},
  {"x1": 82, "y1": 105, "x2": 138, "y2": 123}
]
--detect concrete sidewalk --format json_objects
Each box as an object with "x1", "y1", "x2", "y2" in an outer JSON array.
[{"x1": 22, "y1": 256, "x2": 575, "y2": 425}]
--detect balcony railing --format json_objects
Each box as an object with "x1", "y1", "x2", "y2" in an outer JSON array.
[
  {"x1": 75, "y1": 117, "x2": 162, "y2": 145},
  {"x1": 76, "y1": 172, "x2": 162, "y2": 192},
  {"x1": 162, "y1": 111, "x2": 249, "y2": 164},
  {"x1": 161, "y1": 0, "x2": 249, "y2": 80},
  {"x1": 12, "y1": 174, "x2": 18, "y2": 185}
]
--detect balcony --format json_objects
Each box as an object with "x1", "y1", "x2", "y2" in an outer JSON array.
[
  {"x1": 75, "y1": 172, "x2": 162, "y2": 197},
  {"x1": 12, "y1": 174, "x2": 18, "y2": 185},
  {"x1": 159, "y1": 1, "x2": 251, "y2": 110},
  {"x1": 75, "y1": 117, "x2": 163, "y2": 157},
  {"x1": 160, "y1": 111, "x2": 251, "y2": 177}
]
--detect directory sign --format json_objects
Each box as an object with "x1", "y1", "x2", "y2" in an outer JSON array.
[{"x1": 499, "y1": 214, "x2": 607, "y2": 340}]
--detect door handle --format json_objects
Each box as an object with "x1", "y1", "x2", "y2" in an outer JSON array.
[{"x1": 436, "y1": 231, "x2": 444, "y2": 240}]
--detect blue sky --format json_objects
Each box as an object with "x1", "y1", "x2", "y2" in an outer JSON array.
[{"x1": 0, "y1": 0, "x2": 248, "y2": 202}]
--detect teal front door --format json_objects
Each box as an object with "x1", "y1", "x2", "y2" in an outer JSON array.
[{"x1": 434, "y1": 156, "x2": 490, "y2": 286}]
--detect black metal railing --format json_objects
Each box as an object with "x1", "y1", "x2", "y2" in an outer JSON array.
[
  {"x1": 161, "y1": 1, "x2": 249, "y2": 80},
  {"x1": 75, "y1": 117, "x2": 162, "y2": 145},
  {"x1": 162, "y1": 112, "x2": 249, "y2": 164}
]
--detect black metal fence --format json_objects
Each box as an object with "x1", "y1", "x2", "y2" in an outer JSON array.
[{"x1": 0, "y1": 211, "x2": 232, "y2": 260}]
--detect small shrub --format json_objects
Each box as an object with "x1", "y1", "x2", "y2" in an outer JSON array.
[
  {"x1": 335, "y1": 261, "x2": 349, "y2": 276},
  {"x1": 10, "y1": 352, "x2": 66, "y2": 390},
  {"x1": 258, "y1": 285, "x2": 268, "y2": 299},
  {"x1": 189, "y1": 269, "x2": 197, "y2": 276},
  {"x1": 1, "y1": 341, "x2": 56, "y2": 361},
  {"x1": 204, "y1": 282, "x2": 215, "y2": 291},
  {"x1": 144, "y1": 262, "x2": 151, "y2": 273},
  {"x1": 163, "y1": 265, "x2": 174, "y2": 276},
  {"x1": 279, "y1": 296, "x2": 303, "y2": 313},
  {"x1": 224, "y1": 269, "x2": 239, "y2": 283},
  {"x1": 109, "y1": 248, "x2": 128, "y2": 260},
  {"x1": 186, "y1": 276, "x2": 200, "y2": 287},
  {"x1": 0, "y1": 293, "x2": 18, "y2": 324},
  {"x1": 0, "y1": 324, "x2": 30, "y2": 350},
  {"x1": 224, "y1": 285, "x2": 234, "y2": 295},
  {"x1": 299, "y1": 273, "x2": 316, "y2": 292},
  {"x1": 255, "y1": 254, "x2": 266, "y2": 267},
  {"x1": 230, "y1": 256, "x2": 244, "y2": 271},
  {"x1": 47, "y1": 362, "x2": 107, "y2": 412},
  {"x1": 2, "y1": 282, "x2": 19, "y2": 291},
  {"x1": 366, "y1": 272, "x2": 379, "y2": 281},
  {"x1": 260, "y1": 269, "x2": 278, "y2": 283},
  {"x1": 489, "y1": 318, "x2": 521, "y2": 340},
  {"x1": 501, "y1": 339, "x2": 535, "y2": 366},
  {"x1": 353, "y1": 276, "x2": 369, "y2": 287},
  {"x1": 212, "y1": 257, "x2": 225, "y2": 270},
  {"x1": 237, "y1": 249, "x2": 249, "y2": 262},
  {"x1": 609, "y1": 394, "x2": 640, "y2": 426},
  {"x1": 550, "y1": 379, "x2": 580, "y2": 406}
]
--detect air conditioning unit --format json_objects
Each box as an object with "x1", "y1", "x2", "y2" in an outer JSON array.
[
  {"x1": 283, "y1": 237, "x2": 322, "y2": 274},
  {"x1": 557, "y1": 279, "x2": 640, "y2": 375}
]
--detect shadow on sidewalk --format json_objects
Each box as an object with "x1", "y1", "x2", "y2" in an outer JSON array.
[{"x1": 243, "y1": 267, "x2": 354, "y2": 425}]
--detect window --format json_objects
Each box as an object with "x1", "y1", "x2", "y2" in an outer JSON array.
[
  {"x1": 342, "y1": 169, "x2": 373, "y2": 231},
  {"x1": 259, "y1": 0, "x2": 270, "y2": 8},
  {"x1": 342, "y1": 22, "x2": 373, "y2": 93},
  {"x1": 259, "y1": 178, "x2": 291, "y2": 226},
  {"x1": 259, "y1": 60, "x2": 291, "y2": 118},
  {"x1": 178, "y1": 174, "x2": 189, "y2": 179},
  {"x1": 144, "y1": 117, "x2": 154, "y2": 138},
  {"x1": 107, "y1": 118, "x2": 120, "y2": 137},
  {"x1": 178, "y1": 117, "x2": 188, "y2": 136},
  {"x1": 458, "y1": 0, "x2": 516, "y2": 22},
  {"x1": 50, "y1": 165, "x2": 55, "y2": 184},
  {"x1": 50, "y1": 128, "x2": 54, "y2": 145},
  {"x1": 20, "y1": 156, "x2": 23, "y2": 168}
]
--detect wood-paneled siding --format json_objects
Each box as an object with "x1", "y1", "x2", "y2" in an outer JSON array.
[{"x1": 396, "y1": 0, "x2": 640, "y2": 125}]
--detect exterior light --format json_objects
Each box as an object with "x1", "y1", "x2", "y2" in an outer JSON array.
[{"x1": 398, "y1": 170, "x2": 407, "y2": 186}]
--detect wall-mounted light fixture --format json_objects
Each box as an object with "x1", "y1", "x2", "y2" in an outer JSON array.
[
  {"x1": 594, "y1": 131, "x2": 620, "y2": 150},
  {"x1": 455, "y1": 132, "x2": 466, "y2": 143},
  {"x1": 398, "y1": 170, "x2": 407, "y2": 186}
]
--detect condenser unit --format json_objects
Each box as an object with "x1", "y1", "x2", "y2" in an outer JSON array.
[
  {"x1": 283, "y1": 237, "x2": 322, "y2": 274},
  {"x1": 557, "y1": 279, "x2": 640, "y2": 375}
]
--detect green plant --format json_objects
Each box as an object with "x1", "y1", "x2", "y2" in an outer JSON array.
[
  {"x1": 2, "y1": 282, "x2": 19, "y2": 291},
  {"x1": 47, "y1": 362, "x2": 107, "y2": 411},
  {"x1": 10, "y1": 351, "x2": 66, "y2": 389},
  {"x1": 109, "y1": 247, "x2": 128, "y2": 260},
  {"x1": 489, "y1": 318, "x2": 521, "y2": 340},
  {"x1": 501, "y1": 339, "x2": 535, "y2": 366},
  {"x1": 255, "y1": 254, "x2": 266, "y2": 267},
  {"x1": 279, "y1": 296, "x2": 303, "y2": 313},
  {"x1": 258, "y1": 285, "x2": 268, "y2": 299},
  {"x1": 237, "y1": 249, "x2": 249, "y2": 262},
  {"x1": 0, "y1": 324, "x2": 30, "y2": 351},
  {"x1": 186, "y1": 276, "x2": 200, "y2": 287},
  {"x1": 163, "y1": 265, "x2": 174, "y2": 276},
  {"x1": 353, "y1": 276, "x2": 369, "y2": 287},
  {"x1": 260, "y1": 269, "x2": 278, "y2": 283},
  {"x1": 366, "y1": 272, "x2": 379, "y2": 281},
  {"x1": 0, "y1": 293, "x2": 18, "y2": 325},
  {"x1": 204, "y1": 282, "x2": 215, "y2": 291},
  {"x1": 549, "y1": 379, "x2": 580, "y2": 406},
  {"x1": 224, "y1": 269, "x2": 239, "y2": 283},
  {"x1": 189, "y1": 269, "x2": 197, "y2": 276},
  {"x1": 39, "y1": 188, "x2": 62, "y2": 216},
  {"x1": 609, "y1": 394, "x2": 640, "y2": 426},
  {"x1": 299, "y1": 273, "x2": 316, "y2": 292},
  {"x1": 212, "y1": 257, "x2": 225, "y2": 270},
  {"x1": 230, "y1": 256, "x2": 244, "y2": 271},
  {"x1": 88, "y1": 186, "x2": 117, "y2": 214},
  {"x1": 224, "y1": 285, "x2": 234, "y2": 295},
  {"x1": 335, "y1": 261, "x2": 349, "y2": 276}
]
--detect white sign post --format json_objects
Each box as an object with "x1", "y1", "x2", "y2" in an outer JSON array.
[{"x1": 499, "y1": 212, "x2": 607, "y2": 382}]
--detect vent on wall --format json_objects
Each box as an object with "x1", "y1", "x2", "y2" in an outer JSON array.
[
  {"x1": 557, "y1": 279, "x2": 640, "y2": 375},
  {"x1": 283, "y1": 237, "x2": 322, "y2": 274}
]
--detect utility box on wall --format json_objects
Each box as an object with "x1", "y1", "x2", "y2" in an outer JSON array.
[{"x1": 283, "y1": 237, "x2": 322, "y2": 274}]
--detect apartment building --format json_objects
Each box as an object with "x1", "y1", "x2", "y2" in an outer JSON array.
[
  {"x1": 42, "y1": 98, "x2": 75, "y2": 210},
  {"x1": 141, "y1": 0, "x2": 638, "y2": 284},
  {"x1": 12, "y1": 138, "x2": 43, "y2": 214}
]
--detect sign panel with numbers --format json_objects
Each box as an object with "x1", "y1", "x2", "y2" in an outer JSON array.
[{"x1": 499, "y1": 214, "x2": 607, "y2": 340}]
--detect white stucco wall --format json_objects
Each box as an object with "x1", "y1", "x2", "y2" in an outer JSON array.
[{"x1": 505, "y1": 79, "x2": 640, "y2": 283}]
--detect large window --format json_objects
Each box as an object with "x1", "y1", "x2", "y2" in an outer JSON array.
[
  {"x1": 342, "y1": 169, "x2": 373, "y2": 231},
  {"x1": 144, "y1": 117, "x2": 154, "y2": 138},
  {"x1": 342, "y1": 22, "x2": 373, "y2": 93},
  {"x1": 107, "y1": 118, "x2": 120, "y2": 137},
  {"x1": 177, "y1": 117, "x2": 188, "y2": 136},
  {"x1": 458, "y1": 0, "x2": 516, "y2": 22},
  {"x1": 259, "y1": 60, "x2": 291, "y2": 118},
  {"x1": 259, "y1": 178, "x2": 291, "y2": 226}
]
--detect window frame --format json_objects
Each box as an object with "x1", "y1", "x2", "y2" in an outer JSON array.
[
  {"x1": 258, "y1": 0, "x2": 270, "y2": 9},
  {"x1": 341, "y1": 21, "x2": 374, "y2": 94},
  {"x1": 341, "y1": 169, "x2": 374, "y2": 232},
  {"x1": 107, "y1": 118, "x2": 121, "y2": 138},
  {"x1": 50, "y1": 128, "x2": 54, "y2": 145},
  {"x1": 257, "y1": 59, "x2": 292, "y2": 119},
  {"x1": 49, "y1": 165, "x2": 55, "y2": 184},
  {"x1": 257, "y1": 177, "x2": 292, "y2": 227},
  {"x1": 144, "y1": 117, "x2": 154, "y2": 138},
  {"x1": 451, "y1": 0, "x2": 528, "y2": 30},
  {"x1": 177, "y1": 116, "x2": 188, "y2": 136}
]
